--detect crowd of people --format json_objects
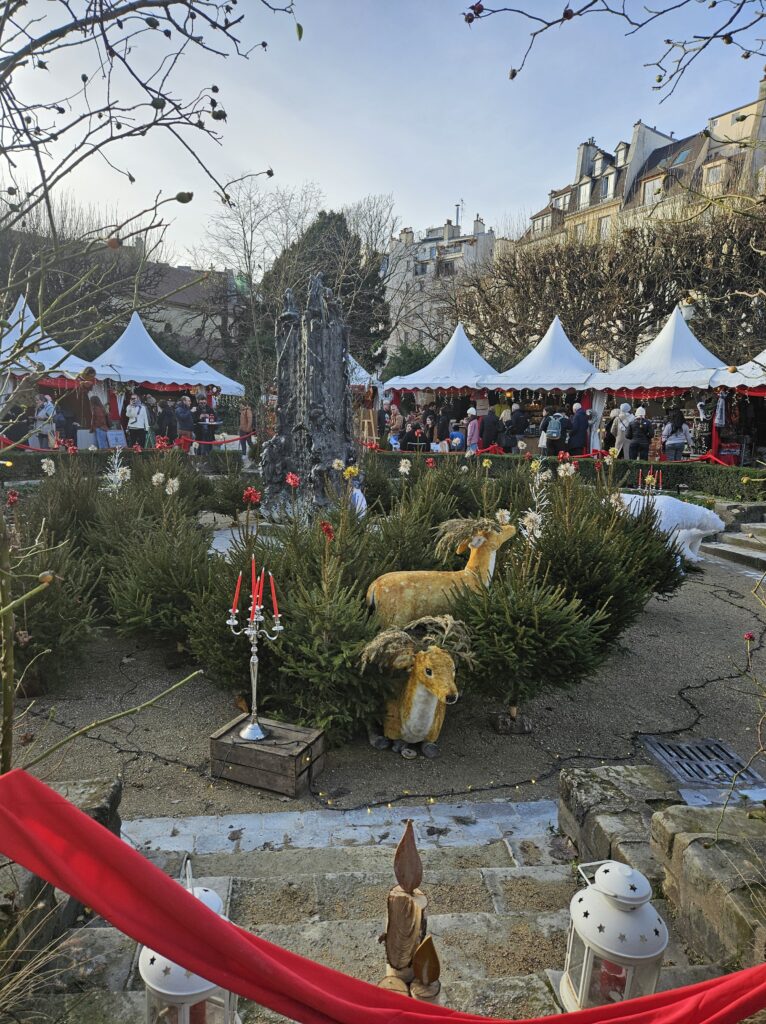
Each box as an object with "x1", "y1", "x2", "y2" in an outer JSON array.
[{"x1": 377, "y1": 396, "x2": 696, "y2": 461}]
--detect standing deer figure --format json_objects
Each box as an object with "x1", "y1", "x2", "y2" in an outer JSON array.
[
  {"x1": 361, "y1": 616, "x2": 472, "y2": 759},
  {"x1": 366, "y1": 519, "x2": 516, "y2": 628}
]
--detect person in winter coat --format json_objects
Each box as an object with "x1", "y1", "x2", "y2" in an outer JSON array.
[
  {"x1": 568, "y1": 402, "x2": 590, "y2": 455},
  {"x1": 509, "y1": 403, "x2": 529, "y2": 450},
  {"x1": 238, "y1": 402, "x2": 253, "y2": 456},
  {"x1": 499, "y1": 409, "x2": 515, "y2": 453},
  {"x1": 125, "y1": 394, "x2": 149, "y2": 448},
  {"x1": 435, "y1": 407, "x2": 451, "y2": 451},
  {"x1": 34, "y1": 394, "x2": 56, "y2": 449},
  {"x1": 89, "y1": 395, "x2": 110, "y2": 449},
  {"x1": 156, "y1": 400, "x2": 177, "y2": 442},
  {"x1": 480, "y1": 407, "x2": 500, "y2": 448},
  {"x1": 614, "y1": 403, "x2": 634, "y2": 459},
  {"x1": 540, "y1": 407, "x2": 571, "y2": 458},
  {"x1": 662, "y1": 408, "x2": 692, "y2": 461},
  {"x1": 603, "y1": 407, "x2": 619, "y2": 450},
  {"x1": 625, "y1": 406, "x2": 653, "y2": 460},
  {"x1": 466, "y1": 407, "x2": 480, "y2": 452},
  {"x1": 388, "y1": 404, "x2": 404, "y2": 448},
  {"x1": 175, "y1": 395, "x2": 195, "y2": 440}
]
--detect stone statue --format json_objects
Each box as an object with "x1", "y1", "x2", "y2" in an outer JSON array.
[{"x1": 261, "y1": 273, "x2": 354, "y2": 511}]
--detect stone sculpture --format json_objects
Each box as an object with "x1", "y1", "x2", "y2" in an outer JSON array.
[{"x1": 261, "y1": 274, "x2": 354, "y2": 511}]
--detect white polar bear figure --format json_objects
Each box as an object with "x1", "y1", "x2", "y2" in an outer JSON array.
[{"x1": 620, "y1": 493, "x2": 724, "y2": 561}]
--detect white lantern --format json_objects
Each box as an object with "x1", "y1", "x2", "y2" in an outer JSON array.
[
  {"x1": 139, "y1": 877, "x2": 241, "y2": 1024},
  {"x1": 559, "y1": 860, "x2": 668, "y2": 1012}
]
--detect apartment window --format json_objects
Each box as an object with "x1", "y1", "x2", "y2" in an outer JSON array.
[
  {"x1": 579, "y1": 183, "x2": 591, "y2": 209},
  {"x1": 554, "y1": 194, "x2": 568, "y2": 210},
  {"x1": 642, "y1": 177, "x2": 664, "y2": 205},
  {"x1": 598, "y1": 215, "x2": 611, "y2": 239},
  {"x1": 600, "y1": 177, "x2": 609, "y2": 198},
  {"x1": 672, "y1": 148, "x2": 691, "y2": 166},
  {"x1": 705, "y1": 163, "x2": 723, "y2": 185},
  {"x1": 429, "y1": 246, "x2": 437, "y2": 258},
  {"x1": 574, "y1": 222, "x2": 586, "y2": 240},
  {"x1": 414, "y1": 262, "x2": 428, "y2": 277},
  {"x1": 594, "y1": 156, "x2": 603, "y2": 176}
]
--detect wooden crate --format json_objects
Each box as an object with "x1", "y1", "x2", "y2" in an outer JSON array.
[{"x1": 210, "y1": 715, "x2": 325, "y2": 798}]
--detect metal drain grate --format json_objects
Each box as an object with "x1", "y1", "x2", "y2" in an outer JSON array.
[{"x1": 641, "y1": 736, "x2": 763, "y2": 787}]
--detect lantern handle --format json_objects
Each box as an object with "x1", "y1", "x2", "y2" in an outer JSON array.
[
  {"x1": 182, "y1": 853, "x2": 195, "y2": 893},
  {"x1": 577, "y1": 860, "x2": 610, "y2": 887}
]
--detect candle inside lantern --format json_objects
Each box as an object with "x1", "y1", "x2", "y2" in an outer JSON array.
[
  {"x1": 269, "y1": 572, "x2": 279, "y2": 618},
  {"x1": 231, "y1": 571, "x2": 242, "y2": 615}
]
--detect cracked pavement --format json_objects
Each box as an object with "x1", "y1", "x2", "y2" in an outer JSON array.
[{"x1": 15, "y1": 559, "x2": 766, "y2": 819}]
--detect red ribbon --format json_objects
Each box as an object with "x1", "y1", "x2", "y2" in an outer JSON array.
[{"x1": 1, "y1": 770, "x2": 766, "y2": 1024}]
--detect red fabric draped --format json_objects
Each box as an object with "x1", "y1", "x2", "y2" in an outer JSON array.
[{"x1": 1, "y1": 770, "x2": 766, "y2": 1024}]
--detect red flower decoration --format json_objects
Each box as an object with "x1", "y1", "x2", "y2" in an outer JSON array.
[
  {"x1": 5, "y1": 490, "x2": 19, "y2": 507},
  {"x1": 132, "y1": 443, "x2": 143, "y2": 452},
  {"x1": 285, "y1": 472, "x2": 300, "y2": 488},
  {"x1": 415, "y1": 429, "x2": 423, "y2": 438},
  {"x1": 320, "y1": 520, "x2": 335, "y2": 541},
  {"x1": 154, "y1": 435, "x2": 170, "y2": 450},
  {"x1": 524, "y1": 451, "x2": 533, "y2": 461},
  {"x1": 557, "y1": 450, "x2": 570, "y2": 462},
  {"x1": 363, "y1": 441, "x2": 379, "y2": 451},
  {"x1": 594, "y1": 460, "x2": 603, "y2": 472},
  {"x1": 744, "y1": 631, "x2": 755, "y2": 642},
  {"x1": 66, "y1": 443, "x2": 77, "y2": 456},
  {"x1": 425, "y1": 457, "x2": 436, "y2": 468},
  {"x1": 573, "y1": 459, "x2": 580, "y2": 471},
  {"x1": 242, "y1": 486, "x2": 261, "y2": 506}
]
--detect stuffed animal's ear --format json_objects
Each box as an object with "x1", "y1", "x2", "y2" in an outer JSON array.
[
  {"x1": 469, "y1": 534, "x2": 487, "y2": 549},
  {"x1": 389, "y1": 650, "x2": 415, "y2": 672}
]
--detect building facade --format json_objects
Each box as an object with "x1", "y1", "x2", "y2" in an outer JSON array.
[
  {"x1": 522, "y1": 77, "x2": 766, "y2": 246},
  {"x1": 385, "y1": 214, "x2": 495, "y2": 353}
]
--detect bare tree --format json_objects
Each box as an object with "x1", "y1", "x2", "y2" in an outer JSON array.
[{"x1": 463, "y1": 2, "x2": 766, "y2": 97}]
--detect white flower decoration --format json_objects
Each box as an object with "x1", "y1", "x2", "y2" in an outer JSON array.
[
  {"x1": 398, "y1": 459, "x2": 411, "y2": 476},
  {"x1": 116, "y1": 466, "x2": 131, "y2": 483},
  {"x1": 520, "y1": 509, "x2": 543, "y2": 541},
  {"x1": 88, "y1": 445, "x2": 98, "y2": 452},
  {"x1": 610, "y1": 492, "x2": 625, "y2": 511},
  {"x1": 558, "y1": 463, "x2": 576, "y2": 478},
  {"x1": 460, "y1": 465, "x2": 469, "y2": 473},
  {"x1": 332, "y1": 458, "x2": 344, "y2": 471},
  {"x1": 516, "y1": 440, "x2": 527, "y2": 451},
  {"x1": 604, "y1": 455, "x2": 614, "y2": 466},
  {"x1": 41, "y1": 458, "x2": 55, "y2": 476},
  {"x1": 165, "y1": 476, "x2": 180, "y2": 495},
  {"x1": 151, "y1": 472, "x2": 165, "y2": 487},
  {"x1": 539, "y1": 469, "x2": 553, "y2": 482},
  {"x1": 495, "y1": 508, "x2": 512, "y2": 526}
]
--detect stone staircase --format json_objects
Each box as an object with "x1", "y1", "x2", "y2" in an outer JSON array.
[
  {"x1": 701, "y1": 518, "x2": 766, "y2": 572},
  {"x1": 28, "y1": 800, "x2": 719, "y2": 1023}
]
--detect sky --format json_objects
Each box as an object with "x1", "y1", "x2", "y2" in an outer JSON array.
[{"x1": 16, "y1": 1, "x2": 766, "y2": 258}]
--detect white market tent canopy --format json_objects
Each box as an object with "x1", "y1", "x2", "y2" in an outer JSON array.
[
  {"x1": 347, "y1": 353, "x2": 382, "y2": 391},
  {"x1": 589, "y1": 307, "x2": 725, "y2": 392},
  {"x1": 482, "y1": 316, "x2": 597, "y2": 391},
  {"x1": 1, "y1": 296, "x2": 89, "y2": 376},
  {"x1": 91, "y1": 312, "x2": 204, "y2": 387},
  {"x1": 384, "y1": 323, "x2": 497, "y2": 392},
  {"x1": 709, "y1": 350, "x2": 766, "y2": 389},
  {"x1": 191, "y1": 359, "x2": 245, "y2": 397}
]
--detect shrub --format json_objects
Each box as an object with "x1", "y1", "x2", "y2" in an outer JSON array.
[
  {"x1": 25, "y1": 457, "x2": 101, "y2": 548},
  {"x1": 107, "y1": 504, "x2": 212, "y2": 645},
  {"x1": 204, "y1": 448, "x2": 244, "y2": 475},
  {"x1": 457, "y1": 553, "x2": 607, "y2": 710}
]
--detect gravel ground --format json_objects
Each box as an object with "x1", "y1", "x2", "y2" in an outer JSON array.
[{"x1": 15, "y1": 559, "x2": 765, "y2": 819}]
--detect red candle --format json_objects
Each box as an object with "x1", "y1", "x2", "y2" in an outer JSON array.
[
  {"x1": 231, "y1": 571, "x2": 242, "y2": 614},
  {"x1": 269, "y1": 572, "x2": 280, "y2": 618},
  {"x1": 256, "y1": 568, "x2": 266, "y2": 608},
  {"x1": 249, "y1": 556, "x2": 257, "y2": 622},
  {"x1": 638, "y1": 469, "x2": 643, "y2": 489},
  {"x1": 658, "y1": 469, "x2": 663, "y2": 490}
]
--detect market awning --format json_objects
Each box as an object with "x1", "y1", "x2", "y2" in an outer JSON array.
[
  {"x1": 347, "y1": 353, "x2": 382, "y2": 391},
  {"x1": 0, "y1": 296, "x2": 89, "y2": 377},
  {"x1": 589, "y1": 307, "x2": 725, "y2": 391},
  {"x1": 191, "y1": 359, "x2": 245, "y2": 397},
  {"x1": 384, "y1": 323, "x2": 497, "y2": 392},
  {"x1": 709, "y1": 349, "x2": 766, "y2": 390},
  {"x1": 91, "y1": 312, "x2": 204, "y2": 387},
  {"x1": 482, "y1": 316, "x2": 597, "y2": 391}
]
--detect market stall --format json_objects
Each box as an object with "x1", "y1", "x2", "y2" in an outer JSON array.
[
  {"x1": 480, "y1": 316, "x2": 599, "y2": 451},
  {"x1": 708, "y1": 351, "x2": 766, "y2": 465},
  {"x1": 348, "y1": 354, "x2": 382, "y2": 441},
  {"x1": 588, "y1": 307, "x2": 726, "y2": 460},
  {"x1": 191, "y1": 359, "x2": 245, "y2": 398}
]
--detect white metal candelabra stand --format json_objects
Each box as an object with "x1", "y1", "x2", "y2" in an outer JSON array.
[{"x1": 226, "y1": 600, "x2": 283, "y2": 742}]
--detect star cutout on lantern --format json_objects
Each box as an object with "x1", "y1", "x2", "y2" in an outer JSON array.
[
  {"x1": 149, "y1": 956, "x2": 156, "y2": 966},
  {"x1": 618, "y1": 933, "x2": 626, "y2": 942},
  {"x1": 640, "y1": 934, "x2": 648, "y2": 943},
  {"x1": 597, "y1": 924, "x2": 605, "y2": 933},
  {"x1": 162, "y1": 965, "x2": 172, "y2": 976},
  {"x1": 583, "y1": 910, "x2": 590, "y2": 918},
  {"x1": 603, "y1": 868, "x2": 609, "y2": 874},
  {"x1": 629, "y1": 884, "x2": 637, "y2": 892},
  {"x1": 654, "y1": 928, "x2": 660, "y2": 936},
  {"x1": 578, "y1": 896, "x2": 584, "y2": 903}
]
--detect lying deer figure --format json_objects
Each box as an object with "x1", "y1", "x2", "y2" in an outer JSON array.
[
  {"x1": 361, "y1": 616, "x2": 472, "y2": 759},
  {"x1": 366, "y1": 518, "x2": 516, "y2": 627}
]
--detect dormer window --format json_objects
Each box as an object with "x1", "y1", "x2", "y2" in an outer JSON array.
[
  {"x1": 594, "y1": 155, "x2": 604, "y2": 176},
  {"x1": 615, "y1": 143, "x2": 628, "y2": 168},
  {"x1": 600, "y1": 177, "x2": 609, "y2": 198},
  {"x1": 579, "y1": 183, "x2": 591, "y2": 209}
]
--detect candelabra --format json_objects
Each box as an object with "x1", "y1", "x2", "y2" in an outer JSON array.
[{"x1": 226, "y1": 599, "x2": 283, "y2": 742}]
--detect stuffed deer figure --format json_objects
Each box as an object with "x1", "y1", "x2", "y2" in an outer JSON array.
[
  {"x1": 366, "y1": 518, "x2": 516, "y2": 628},
  {"x1": 361, "y1": 616, "x2": 472, "y2": 759}
]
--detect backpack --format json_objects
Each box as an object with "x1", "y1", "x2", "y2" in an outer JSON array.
[
  {"x1": 630, "y1": 419, "x2": 651, "y2": 443},
  {"x1": 545, "y1": 413, "x2": 564, "y2": 440}
]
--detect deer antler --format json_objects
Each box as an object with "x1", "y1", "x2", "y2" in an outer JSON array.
[
  {"x1": 360, "y1": 629, "x2": 417, "y2": 672},
  {"x1": 400, "y1": 616, "x2": 475, "y2": 670},
  {"x1": 434, "y1": 517, "x2": 500, "y2": 561}
]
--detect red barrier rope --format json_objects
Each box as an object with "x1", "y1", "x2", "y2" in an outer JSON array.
[
  {"x1": 0, "y1": 769, "x2": 765, "y2": 1024},
  {"x1": 0, "y1": 431, "x2": 258, "y2": 454}
]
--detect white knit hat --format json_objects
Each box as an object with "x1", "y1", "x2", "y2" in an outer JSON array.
[
  {"x1": 467, "y1": 407, "x2": 477, "y2": 416},
  {"x1": 620, "y1": 402, "x2": 632, "y2": 413},
  {"x1": 635, "y1": 406, "x2": 647, "y2": 418},
  {"x1": 572, "y1": 402, "x2": 582, "y2": 412}
]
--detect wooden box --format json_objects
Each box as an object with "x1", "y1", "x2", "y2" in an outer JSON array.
[{"x1": 210, "y1": 715, "x2": 325, "y2": 798}]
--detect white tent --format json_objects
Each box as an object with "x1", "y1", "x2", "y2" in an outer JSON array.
[
  {"x1": 347, "y1": 353, "x2": 382, "y2": 392},
  {"x1": 482, "y1": 316, "x2": 597, "y2": 391},
  {"x1": 191, "y1": 359, "x2": 245, "y2": 397},
  {"x1": 709, "y1": 350, "x2": 766, "y2": 389},
  {"x1": 92, "y1": 312, "x2": 203, "y2": 387},
  {"x1": 589, "y1": 307, "x2": 725, "y2": 391},
  {"x1": 384, "y1": 323, "x2": 497, "y2": 391},
  {"x1": 1, "y1": 296, "x2": 89, "y2": 376}
]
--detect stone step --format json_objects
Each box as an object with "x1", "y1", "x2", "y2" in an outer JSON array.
[
  {"x1": 700, "y1": 540, "x2": 766, "y2": 571},
  {"x1": 122, "y1": 799, "x2": 559, "y2": 862},
  {"x1": 717, "y1": 531, "x2": 766, "y2": 553},
  {"x1": 737, "y1": 521, "x2": 766, "y2": 538}
]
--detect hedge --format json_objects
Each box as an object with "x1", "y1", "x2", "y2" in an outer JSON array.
[
  {"x1": 0, "y1": 445, "x2": 243, "y2": 480},
  {"x1": 368, "y1": 450, "x2": 766, "y2": 502}
]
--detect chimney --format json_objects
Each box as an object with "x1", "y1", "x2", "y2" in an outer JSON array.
[
  {"x1": 444, "y1": 219, "x2": 453, "y2": 241},
  {"x1": 575, "y1": 140, "x2": 598, "y2": 180},
  {"x1": 399, "y1": 227, "x2": 414, "y2": 245},
  {"x1": 473, "y1": 214, "x2": 485, "y2": 235}
]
